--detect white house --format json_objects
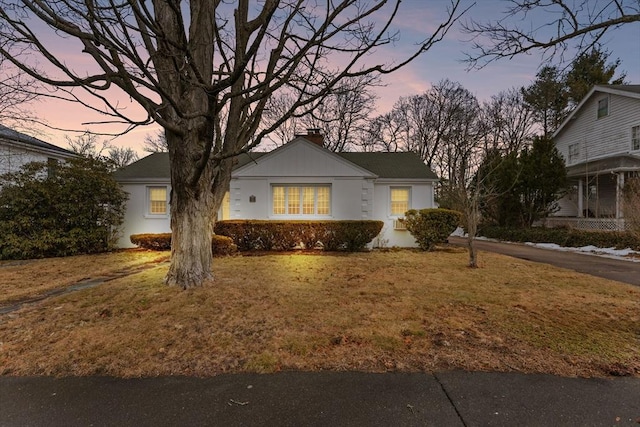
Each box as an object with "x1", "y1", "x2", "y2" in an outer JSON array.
[
  {"x1": 114, "y1": 132, "x2": 439, "y2": 248},
  {"x1": 0, "y1": 124, "x2": 77, "y2": 175},
  {"x1": 550, "y1": 84, "x2": 640, "y2": 231}
]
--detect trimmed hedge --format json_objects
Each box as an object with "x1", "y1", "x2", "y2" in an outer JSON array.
[
  {"x1": 130, "y1": 233, "x2": 237, "y2": 256},
  {"x1": 479, "y1": 226, "x2": 640, "y2": 251},
  {"x1": 404, "y1": 208, "x2": 462, "y2": 251},
  {"x1": 214, "y1": 220, "x2": 384, "y2": 252}
]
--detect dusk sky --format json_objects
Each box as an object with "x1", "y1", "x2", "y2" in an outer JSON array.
[{"x1": 24, "y1": 0, "x2": 640, "y2": 154}]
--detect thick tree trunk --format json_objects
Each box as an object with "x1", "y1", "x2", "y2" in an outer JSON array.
[
  {"x1": 165, "y1": 189, "x2": 215, "y2": 288},
  {"x1": 164, "y1": 128, "x2": 218, "y2": 289}
]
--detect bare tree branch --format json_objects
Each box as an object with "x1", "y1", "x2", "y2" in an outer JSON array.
[{"x1": 462, "y1": 0, "x2": 640, "y2": 69}]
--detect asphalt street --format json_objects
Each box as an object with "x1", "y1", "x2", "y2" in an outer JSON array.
[
  {"x1": 1, "y1": 371, "x2": 639, "y2": 426},
  {"x1": 448, "y1": 236, "x2": 640, "y2": 286}
]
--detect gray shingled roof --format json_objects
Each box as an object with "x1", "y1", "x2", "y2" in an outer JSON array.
[
  {"x1": 597, "y1": 84, "x2": 640, "y2": 95},
  {"x1": 337, "y1": 152, "x2": 438, "y2": 179},
  {"x1": 0, "y1": 124, "x2": 76, "y2": 155},
  {"x1": 114, "y1": 149, "x2": 438, "y2": 181}
]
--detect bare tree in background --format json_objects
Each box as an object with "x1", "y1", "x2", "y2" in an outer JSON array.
[
  {"x1": 298, "y1": 76, "x2": 379, "y2": 152},
  {"x1": 262, "y1": 93, "x2": 300, "y2": 149},
  {"x1": 67, "y1": 132, "x2": 138, "y2": 169},
  {"x1": 66, "y1": 132, "x2": 111, "y2": 158},
  {"x1": 0, "y1": 57, "x2": 39, "y2": 129},
  {"x1": 480, "y1": 88, "x2": 535, "y2": 155},
  {"x1": 463, "y1": 0, "x2": 640, "y2": 68},
  {"x1": 108, "y1": 146, "x2": 139, "y2": 170},
  {"x1": 358, "y1": 110, "x2": 406, "y2": 152},
  {"x1": 263, "y1": 75, "x2": 379, "y2": 151},
  {"x1": 0, "y1": 0, "x2": 466, "y2": 288},
  {"x1": 143, "y1": 131, "x2": 169, "y2": 153}
]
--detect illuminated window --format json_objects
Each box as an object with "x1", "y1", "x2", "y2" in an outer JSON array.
[
  {"x1": 148, "y1": 187, "x2": 168, "y2": 215},
  {"x1": 273, "y1": 186, "x2": 285, "y2": 215},
  {"x1": 597, "y1": 97, "x2": 609, "y2": 119},
  {"x1": 272, "y1": 185, "x2": 331, "y2": 216},
  {"x1": 317, "y1": 186, "x2": 330, "y2": 215},
  {"x1": 221, "y1": 191, "x2": 230, "y2": 220},
  {"x1": 390, "y1": 187, "x2": 410, "y2": 216},
  {"x1": 288, "y1": 187, "x2": 300, "y2": 214}
]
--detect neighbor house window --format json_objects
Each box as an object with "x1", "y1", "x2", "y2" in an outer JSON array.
[
  {"x1": 148, "y1": 186, "x2": 168, "y2": 215},
  {"x1": 272, "y1": 185, "x2": 331, "y2": 216},
  {"x1": 597, "y1": 97, "x2": 609, "y2": 118},
  {"x1": 568, "y1": 143, "x2": 580, "y2": 163},
  {"x1": 633, "y1": 126, "x2": 640, "y2": 151},
  {"x1": 390, "y1": 187, "x2": 410, "y2": 216}
]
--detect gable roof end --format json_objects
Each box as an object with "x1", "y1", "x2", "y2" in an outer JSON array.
[{"x1": 553, "y1": 84, "x2": 640, "y2": 138}]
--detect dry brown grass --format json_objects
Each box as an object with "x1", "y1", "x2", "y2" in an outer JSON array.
[
  {"x1": 0, "y1": 247, "x2": 638, "y2": 378},
  {"x1": 0, "y1": 250, "x2": 169, "y2": 305}
]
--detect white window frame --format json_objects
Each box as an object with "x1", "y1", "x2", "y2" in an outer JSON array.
[
  {"x1": 271, "y1": 184, "x2": 332, "y2": 217},
  {"x1": 568, "y1": 143, "x2": 580, "y2": 164},
  {"x1": 597, "y1": 97, "x2": 609, "y2": 119},
  {"x1": 146, "y1": 186, "x2": 169, "y2": 217},
  {"x1": 389, "y1": 186, "x2": 411, "y2": 217},
  {"x1": 632, "y1": 125, "x2": 640, "y2": 151}
]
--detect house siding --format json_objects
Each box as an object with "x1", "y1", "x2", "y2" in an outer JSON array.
[
  {"x1": 556, "y1": 93, "x2": 640, "y2": 166},
  {"x1": 117, "y1": 183, "x2": 172, "y2": 248},
  {"x1": 372, "y1": 181, "x2": 434, "y2": 248},
  {"x1": 0, "y1": 142, "x2": 72, "y2": 175}
]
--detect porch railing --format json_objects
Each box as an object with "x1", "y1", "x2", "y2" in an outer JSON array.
[{"x1": 543, "y1": 217, "x2": 628, "y2": 232}]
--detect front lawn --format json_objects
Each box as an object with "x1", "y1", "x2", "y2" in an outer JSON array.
[{"x1": 0, "y1": 248, "x2": 638, "y2": 378}]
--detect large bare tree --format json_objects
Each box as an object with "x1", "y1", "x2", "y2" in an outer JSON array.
[
  {"x1": 0, "y1": 1, "x2": 465, "y2": 288},
  {"x1": 463, "y1": 0, "x2": 640, "y2": 68}
]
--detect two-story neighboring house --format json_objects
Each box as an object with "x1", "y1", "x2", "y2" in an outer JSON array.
[
  {"x1": 551, "y1": 85, "x2": 640, "y2": 231},
  {"x1": 0, "y1": 124, "x2": 77, "y2": 175}
]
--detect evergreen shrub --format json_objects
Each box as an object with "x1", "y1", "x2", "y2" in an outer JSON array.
[
  {"x1": 130, "y1": 233, "x2": 237, "y2": 256},
  {"x1": 0, "y1": 158, "x2": 127, "y2": 259},
  {"x1": 404, "y1": 208, "x2": 462, "y2": 251},
  {"x1": 214, "y1": 220, "x2": 383, "y2": 252}
]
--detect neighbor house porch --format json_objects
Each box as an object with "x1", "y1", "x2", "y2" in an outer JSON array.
[{"x1": 547, "y1": 155, "x2": 640, "y2": 231}]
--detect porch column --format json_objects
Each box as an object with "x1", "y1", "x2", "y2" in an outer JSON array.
[
  {"x1": 616, "y1": 172, "x2": 625, "y2": 219},
  {"x1": 577, "y1": 178, "x2": 584, "y2": 218}
]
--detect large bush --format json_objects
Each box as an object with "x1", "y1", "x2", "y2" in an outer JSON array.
[
  {"x1": 214, "y1": 220, "x2": 383, "y2": 252},
  {"x1": 130, "y1": 233, "x2": 237, "y2": 256},
  {"x1": 404, "y1": 208, "x2": 462, "y2": 251},
  {"x1": 0, "y1": 157, "x2": 128, "y2": 259}
]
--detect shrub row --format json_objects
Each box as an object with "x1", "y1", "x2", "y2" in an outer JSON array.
[
  {"x1": 404, "y1": 208, "x2": 462, "y2": 251},
  {"x1": 130, "y1": 233, "x2": 237, "y2": 256},
  {"x1": 478, "y1": 226, "x2": 640, "y2": 251},
  {"x1": 214, "y1": 220, "x2": 384, "y2": 252}
]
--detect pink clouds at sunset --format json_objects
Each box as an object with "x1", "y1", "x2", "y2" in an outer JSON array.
[{"x1": 7, "y1": 1, "x2": 640, "y2": 154}]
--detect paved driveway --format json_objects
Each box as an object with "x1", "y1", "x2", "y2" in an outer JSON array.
[{"x1": 448, "y1": 236, "x2": 640, "y2": 286}]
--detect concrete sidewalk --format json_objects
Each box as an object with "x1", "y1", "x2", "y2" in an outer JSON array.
[{"x1": 1, "y1": 371, "x2": 639, "y2": 426}]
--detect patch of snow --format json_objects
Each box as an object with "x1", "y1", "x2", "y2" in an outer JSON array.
[
  {"x1": 450, "y1": 228, "x2": 640, "y2": 262},
  {"x1": 524, "y1": 242, "x2": 640, "y2": 262},
  {"x1": 451, "y1": 227, "x2": 466, "y2": 237}
]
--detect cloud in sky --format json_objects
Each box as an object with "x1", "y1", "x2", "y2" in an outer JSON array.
[{"x1": 15, "y1": 0, "x2": 640, "y2": 153}]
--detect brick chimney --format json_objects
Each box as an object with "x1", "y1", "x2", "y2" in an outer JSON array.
[{"x1": 300, "y1": 128, "x2": 324, "y2": 147}]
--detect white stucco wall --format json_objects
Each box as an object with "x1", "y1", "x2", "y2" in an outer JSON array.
[
  {"x1": 117, "y1": 182, "x2": 172, "y2": 248},
  {"x1": 371, "y1": 181, "x2": 435, "y2": 247}
]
